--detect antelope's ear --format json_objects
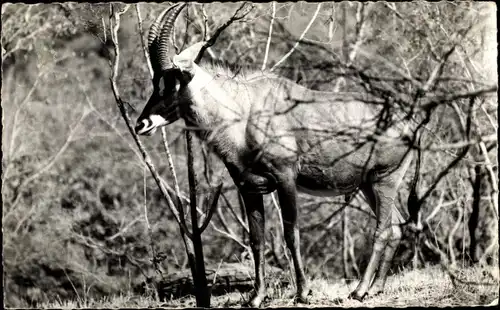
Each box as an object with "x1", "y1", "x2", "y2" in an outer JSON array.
[{"x1": 173, "y1": 42, "x2": 206, "y2": 72}]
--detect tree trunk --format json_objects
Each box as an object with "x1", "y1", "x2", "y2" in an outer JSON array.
[
  {"x1": 186, "y1": 130, "x2": 211, "y2": 307},
  {"x1": 468, "y1": 165, "x2": 482, "y2": 264}
]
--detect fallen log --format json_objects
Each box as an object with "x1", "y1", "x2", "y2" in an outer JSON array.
[{"x1": 156, "y1": 262, "x2": 287, "y2": 300}]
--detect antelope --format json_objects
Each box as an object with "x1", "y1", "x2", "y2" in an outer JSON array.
[{"x1": 135, "y1": 3, "x2": 422, "y2": 307}]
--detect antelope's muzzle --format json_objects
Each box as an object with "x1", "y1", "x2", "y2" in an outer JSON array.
[
  {"x1": 135, "y1": 119, "x2": 155, "y2": 136},
  {"x1": 135, "y1": 114, "x2": 169, "y2": 136}
]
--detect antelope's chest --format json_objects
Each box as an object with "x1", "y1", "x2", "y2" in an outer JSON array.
[{"x1": 202, "y1": 122, "x2": 246, "y2": 155}]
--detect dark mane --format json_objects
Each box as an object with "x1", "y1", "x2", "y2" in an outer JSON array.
[{"x1": 199, "y1": 57, "x2": 313, "y2": 85}]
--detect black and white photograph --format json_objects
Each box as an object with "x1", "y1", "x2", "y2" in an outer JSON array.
[{"x1": 2, "y1": 1, "x2": 498, "y2": 308}]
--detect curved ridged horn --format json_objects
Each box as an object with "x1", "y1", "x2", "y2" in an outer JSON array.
[
  {"x1": 148, "y1": 3, "x2": 185, "y2": 73},
  {"x1": 157, "y1": 2, "x2": 187, "y2": 71}
]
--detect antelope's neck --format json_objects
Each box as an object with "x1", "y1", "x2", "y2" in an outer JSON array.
[{"x1": 185, "y1": 65, "x2": 251, "y2": 127}]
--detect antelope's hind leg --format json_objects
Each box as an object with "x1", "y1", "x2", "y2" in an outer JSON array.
[
  {"x1": 367, "y1": 217, "x2": 403, "y2": 296},
  {"x1": 349, "y1": 157, "x2": 411, "y2": 301},
  {"x1": 349, "y1": 180, "x2": 402, "y2": 300},
  {"x1": 240, "y1": 191, "x2": 267, "y2": 307},
  {"x1": 367, "y1": 155, "x2": 412, "y2": 297}
]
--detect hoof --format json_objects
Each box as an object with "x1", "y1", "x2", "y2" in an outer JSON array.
[
  {"x1": 348, "y1": 290, "x2": 367, "y2": 302},
  {"x1": 294, "y1": 295, "x2": 308, "y2": 304},
  {"x1": 331, "y1": 297, "x2": 344, "y2": 305},
  {"x1": 367, "y1": 289, "x2": 383, "y2": 298},
  {"x1": 244, "y1": 292, "x2": 266, "y2": 308},
  {"x1": 295, "y1": 287, "x2": 312, "y2": 304},
  {"x1": 366, "y1": 281, "x2": 384, "y2": 298}
]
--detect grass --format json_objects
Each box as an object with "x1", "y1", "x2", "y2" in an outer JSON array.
[{"x1": 40, "y1": 264, "x2": 498, "y2": 308}]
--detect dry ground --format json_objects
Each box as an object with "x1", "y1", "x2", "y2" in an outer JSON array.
[{"x1": 42, "y1": 265, "x2": 498, "y2": 308}]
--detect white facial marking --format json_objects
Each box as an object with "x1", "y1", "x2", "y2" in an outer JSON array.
[
  {"x1": 136, "y1": 115, "x2": 168, "y2": 135},
  {"x1": 136, "y1": 119, "x2": 152, "y2": 135},
  {"x1": 149, "y1": 114, "x2": 168, "y2": 127}
]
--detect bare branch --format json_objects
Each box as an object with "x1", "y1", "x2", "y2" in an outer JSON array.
[
  {"x1": 419, "y1": 85, "x2": 497, "y2": 110},
  {"x1": 356, "y1": 48, "x2": 424, "y2": 88},
  {"x1": 202, "y1": 5, "x2": 209, "y2": 41},
  {"x1": 453, "y1": 46, "x2": 499, "y2": 220},
  {"x1": 480, "y1": 104, "x2": 497, "y2": 131},
  {"x1": 7, "y1": 71, "x2": 44, "y2": 160},
  {"x1": 448, "y1": 205, "x2": 463, "y2": 267},
  {"x1": 140, "y1": 167, "x2": 160, "y2": 273},
  {"x1": 425, "y1": 134, "x2": 497, "y2": 151},
  {"x1": 271, "y1": 3, "x2": 322, "y2": 72},
  {"x1": 195, "y1": 2, "x2": 254, "y2": 64},
  {"x1": 102, "y1": 17, "x2": 107, "y2": 43},
  {"x1": 161, "y1": 128, "x2": 184, "y2": 205},
  {"x1": 220, "y1": 192, "x2": 249, "y2": 233},
  {"x1": 478, "y1": 140, "x2": 498, "y2": 220},
  {"x1": 334, "y1": 2, "x2": 369, "y2": 92},
  {"x1": 186, "y1": 130, "x2": 199, "y2": 237},
  {"x1": 190, "y1": 4, "x2": 217, "y2": 59},
  {"x1": 199, "y1": 183, "x2": 223, "y2": 232},
  {"x1": 72, "y1": 73, "x2": 142, "y2": 161},
  {"x1": 3, "y1": 22, "x2": 50, "y2": 61},
  {"x1": 135, "y1": 3, "x2": 153, "y2": 77},
  {"x1": 261, "y1": 1, "x2": 276, "y2": 71},
  {"x1": 9, "y1": 106, "x2": 90, "y2": 211},
  {"x1": 210, "y1": 218, "x2": 248, "y2": 250},
  {"x1": 418, "y1": 97, "x2": 475, "y2": 205},
  {"x1": 422, "y1": 44, "x2": 458, "y2": 93}
]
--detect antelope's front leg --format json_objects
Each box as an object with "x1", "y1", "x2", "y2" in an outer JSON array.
[
  {"x1": 225, "y1": 161, "x2": 277, "y2": 194},
  {"x1": 240, "y1": 191, "x2": 267, "y2": 307},
  {"x1": 274, "y1": 166, "x2": 310, "y2": 303}
]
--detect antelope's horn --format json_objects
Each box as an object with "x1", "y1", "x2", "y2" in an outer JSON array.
[
  {"x1": 148, "y1": 3, "x2": 186, "y2": 73},
  {"x1": 157, "y1": 2, "x2": 187, "y2": 72}
]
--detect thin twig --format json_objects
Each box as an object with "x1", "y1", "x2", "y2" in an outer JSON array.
[
  {"x1": 417, "y1": 97, "x2": 474, "y2": 211},
  {"x1": 9, "y1": 106, "x2": 90, "y2": 211},
  {"x1": 202, "y1": 5, "x2": 208, "y2": 41},
  {"x1": 220, "y1": 192, "x2": 249, "y2": 233},
  {"x1": 452, "y1": 46, "x2": 498, "y2": 220},
  {"x1": 425, "y1": 134, "x2": 497, "y2": 151},
  {"x1": 199, "y1": 183, "x2": 223, "y2": 232},
  {"x1": 186, "y1": 130, "x2": 199, "y2": 236},
  {"x1": 334, "y1": 3, "x2": 368, "y2": 92},
  {"x1": 7, "y1": 71, "x2": 45, "y2": 160},
  {"x1": 135, "y1": 4, "x2": 153, "y2": 76},
  {"x1": 270, "y1": 3, "x2": 322, "y2": 72},
  {"x1": 142, "y1": 166, "x2": 160, "y2": 276},
  {"x1": 448, "y1": 205, "x2": 463, "y2": 267},
  {"x1": 261, "y1": 1, "x2": 276, "y2": 71},
  {"x1": 195, "y1": 2, "x2": 254, "y2": 63}
]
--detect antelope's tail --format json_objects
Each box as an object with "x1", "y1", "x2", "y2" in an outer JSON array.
[{"x1": 408, "y1": 131, "x2": 422, "y2": 223}]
